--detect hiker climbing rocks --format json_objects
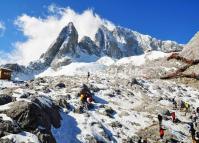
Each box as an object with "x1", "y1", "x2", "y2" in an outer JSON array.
[
  {"x1": 159, "y1": 127, "x2": 165, "y2": 139},
  {"x1": 158, "y1": 114, "x2": 163, "y2": 126},
  {"x1": 87, "y1": 72, "x2": 90, "y2": 81},
  {"x1": 171, "y1": 112, "x2": 176, "y2": 123},
  {"x1": 80, "y1": 93, "x2": 87, "y2": 103},
  {"x1": 79, "y1": 84, "x2": 94, "y2": 110},
  {"x1": 185, "y1": 101, "x2": 190, "y2": 116},
  {"x1": 190, "y1": 122, "x2": 196, "y2": 143}
]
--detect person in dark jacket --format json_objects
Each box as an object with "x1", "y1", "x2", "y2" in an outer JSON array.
[
  {"x1": 158, "y1": 114, "x2": 163, "y2": 126},
  {"x1": 87, "y1": 72, "x2": 90, "y2": 81},
  {"x1": 190, "y1": 122, "x2": 196, "y2": 141}
]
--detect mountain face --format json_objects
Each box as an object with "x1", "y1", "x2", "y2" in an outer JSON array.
[
  {"x1": 38, "y1": 22, "x2": 183, "y2": 68},
  {"x1": 180, "y1": 31, "x2": 199, "y2": 60},
  {"x1": 1, "y1": 22, "x2": 184, "y2": 79},
  {"x1": 40, "y1": 22, "x2": 78, "y2": 69}
]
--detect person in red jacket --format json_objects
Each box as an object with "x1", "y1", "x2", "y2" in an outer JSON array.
[
  {"x1": 159, "y1": 128, "x2": 165, "y2": 139},
  {"x1": 171, "y1": 112, "x2": 176, "y2": 123}
]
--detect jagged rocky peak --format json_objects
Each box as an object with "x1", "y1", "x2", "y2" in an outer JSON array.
[
  {"x1": 55, "y1": 22, "x2": 78, "y2": 58},
  {"x1": 79, "y1": 36, "x2": 100, "y2": 56},
  {"x1": 39, "y1": 22, "x2": 78, "y2": 68},
  {"x1": 180, "y1": 31, "x2": 199, "y2": 60},
  {"x1": 38, "y1": 22, "x2": 184, "y2": 66},
  {"x1": 95, "y1": 25, "x2": 123, "y2": 58}
]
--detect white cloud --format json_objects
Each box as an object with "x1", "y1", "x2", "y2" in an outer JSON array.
[
  {"x1": 8, "y1": 5, "x2": 115, "y2": 65},
  {"x1": 0, "y1": 22, "x2": 5, "y2": 37}
]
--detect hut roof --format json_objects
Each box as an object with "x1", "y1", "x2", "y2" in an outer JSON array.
[{"x1": 0, "y1": 68, "x2": 12, "y2": 72}]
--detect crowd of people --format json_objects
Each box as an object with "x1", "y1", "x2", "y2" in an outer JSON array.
[
  {"x1": 156, "y1": 98, "x2": 199, "y2": 143},
  {"x1": 76, "y1": 74, "x2": 199, "y2": 142}
]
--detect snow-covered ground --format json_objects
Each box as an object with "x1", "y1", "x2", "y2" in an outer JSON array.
[
  {"x1": 0, "y1": 74, "x2": 198, "y2": 142},
  {"x1": 36, "y1": 51, "x2": 168, "y2": 78},
  {"x1": 1, "y1": 50, "x2": 198, "y2": 143}
]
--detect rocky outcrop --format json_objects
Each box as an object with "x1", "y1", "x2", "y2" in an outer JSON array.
[
  {"x1": 50, "y1": 22, "x2": 78, "y2": 69},
  {"x1": 0, "y1": 95, "x2": 14, "y2": 106},
  {"x1": 4, "y1": 96, "x2": 61, "y2": 143},
  {"x1": 0, "y1": 117, "x2": 21, "y2": 138},
  {"x1": 95, "y1": 26, "x2": 123, "y2": 58},
  {"x1": 180, "y1": 31, "x2": 199, "y2": 60},
  {"x1": 0, "y1": 138, "x2": 15, "y2": 143},
  {"x1": 160, "y1": 32, "x2": 199, "y2": 80},
  {"x1": 40, "y1": 22, "x2": 78, "y2": 67},
  {"x1": 79, "y1": 36, "x2": 100, "y2": 56}
]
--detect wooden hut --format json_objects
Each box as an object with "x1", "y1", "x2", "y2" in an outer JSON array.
[{"x1": 0, "y1": 68, "x2": 12, "y2": 80}]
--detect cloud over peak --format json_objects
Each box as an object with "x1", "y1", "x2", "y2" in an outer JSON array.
[{"x1": 6, "y1": 5, "x2": 115, "y2": 65}]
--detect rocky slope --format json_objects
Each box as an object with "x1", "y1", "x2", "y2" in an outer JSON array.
[
  {"x1": 180, "y1": 31, "x2": 199, "y2": 60},
  {"x1": 0, "y1": 73, "x2": 198, "y2": 143}
]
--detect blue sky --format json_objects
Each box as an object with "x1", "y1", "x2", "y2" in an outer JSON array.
[{"x1": 0, "y1": 0, "x2": 199, "y2": 54}]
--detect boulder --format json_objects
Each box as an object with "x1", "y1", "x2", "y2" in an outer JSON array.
[
  {"x1": 0, "y1": 117, "x2": 21, "y2": 137},
  {"x1": 84, "y1": 135, "x2": 98, "y2": 143},
  {"x1": 109, "y1": 121, "x2": 122, "y2": 128},
  {"x1": 55, "y1": 83, "x2": 66, "y2": 89},
  {"x1": 0, "y1": 95, "x2": 13, "y2": 105},
  {"x1": 54, "y1": 96, "x2": 70, "y2": 109},
  {"x1": 4, "y1": 96, "x2": 62, "y2": 143},
  {"x1": 34, "y1": 128, "x2": 56, "y2": 143},
  {"x1": 103, "y1": 106, "x2": 116, "y2": 118},
  {"x1": 0, "y1": 138, "x2": 15, "y2": 143}
]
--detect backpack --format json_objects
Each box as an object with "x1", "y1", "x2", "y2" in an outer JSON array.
[
  {"x1": 80, "y1": 94, "x2": 86, "y2": 101},
  {"x1": 160, "y1": 129, "x2": 164, "y2": 136},
  {"x1": 87, "y1": 97, "x2": 93, "y2": 103}
]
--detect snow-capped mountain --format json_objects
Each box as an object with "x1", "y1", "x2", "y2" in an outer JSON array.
[
  {"x1": 40, "y1": 22, "x2": 182, "y2": 69},
  {"x1": 1, "y1": 21, "x2": 184, "y2": 79}
]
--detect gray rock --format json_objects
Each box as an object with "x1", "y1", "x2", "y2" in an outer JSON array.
[
  {"x1": 0, "y1": 138, "x2": 15, "y2": 143},
  {"x1": 4, "y1": 96, "x2": 61, "y2": 142},
  {"x1": 79, "y1": 36, "x2": 100, "y2": 56},
  {"x1": 41, "y1": 22, "x2": 78, "y2": 67},
  {"x1": 103, "y1": 106, "x2": 116, "y2": 118},
  {"x1": 54, "y1": 96, "x2": 70, "y2": 109},
  {"x1": 55, "y1": 83, "x2": 66, "y2": 89},
  {"x1": 109, "y1": 121, "x2": 122, "y2": 128},
  {"x1": 180, "y1": 31, "x2": 199, "y2": 60},
  {"x1": 34, "y1": 128, "x2": 56, "y2": 143},
  {"x1": 0, "y1": 95, "x2": 13, "y2": 106},
  {"x1": 0, "y1": 117, "x2": 21, "y2": 137},
  {"x1": 84, "y1": 135, "x2": 98, "y2": 143}
]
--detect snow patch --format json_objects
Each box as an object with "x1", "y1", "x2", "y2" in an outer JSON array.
[{"x1": 2, "y1": 132, "x2": 40, "y2": 143}]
